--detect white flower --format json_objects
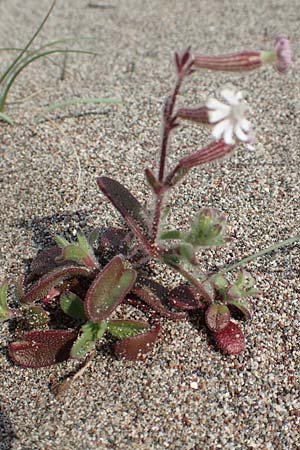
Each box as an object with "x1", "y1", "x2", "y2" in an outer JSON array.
[{"x1": 206, "y1": 89, "x2": 252, "y2": 145}]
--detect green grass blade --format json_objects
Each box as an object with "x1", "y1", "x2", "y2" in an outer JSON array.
[
  {"x1": 36, "y1": 97, "x2": 122, "y2": 120},
  {"x1": 0, "y1": 37, "x2": 95, "y2": 55},
  {"x1": 0, "y1": 0, "x2": 56, "y2": 85},
  {"x1": 0, "y1": 48, "x2": 100, "y2": 112},
  {"x1": 0, "y1": 112, "x2": 13, "y2": 124}
]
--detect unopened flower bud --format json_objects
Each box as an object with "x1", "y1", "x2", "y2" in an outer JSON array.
[
  {"x1": 194, "y1": 51, "x2": 263, "y2": 72},
  {"x1": 176, "y1": 106, "x2": 209, "y2": 124},
  {"x1": 194, "y1": 37, "x2": 292, "y2": 74}
]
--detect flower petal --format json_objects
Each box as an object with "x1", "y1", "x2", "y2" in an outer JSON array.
[
  {"x1": 234, "y1": 124, "x2": 249, "y2": 142},
  {"x1": 206, "y1": 98, "x2": 228, "y2": 110},
  {"x1": 212, "y1": 119, "x2": 231, "y2": 141},
  {"x1": 208, "y1": 107, "x2": 230, "y2": 124},
  {"x1": 223, "y1": 124, "x2": 235, "y2": 144},
  {"x1": 239, "y1": 118, "x2": 251, "y2": 132},
  {"x1": 221, "y1": 89, "x2": 243, "y2": 105}
]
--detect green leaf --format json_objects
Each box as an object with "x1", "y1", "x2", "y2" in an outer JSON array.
[
  {"x1": 54, "y1": 233, "x2": 99, "y2": 269},
  {"x1": 159, "y1": 230, "x2": 182, "y2": 240},
  {"x1": 77, "y1": 231, "x2": 92, "y2": 254},
  {"x1": 226, "y1": 298, "x2": 252, "y2": 320},
  {"x1": 178, "y1": 242, "x2": 195, "y2": 263},
  {"x1": 85, "y1": 256, "x2": 137, "y2": 322},
  {"x1": 107, "y1": 319, "x2": 149, "y2": 339},
  {"x1": 0, "y1": 284, "x2": 11, "y2": 321},
  {"x1": 25, "y1": 306, "x2": 49, "y2": 327},
  {"x1": 71, "y1": 321, "x2": 107, "y2": 359},
  {"x1": 58, "y1": 244, "x2": 88, "y2": 262},
  {"x1": 60, "y1": 291, "x2": 86, "y2": 321},
  {"x1": 54, "y1": 235, "x2": 70, "y2": 247}
]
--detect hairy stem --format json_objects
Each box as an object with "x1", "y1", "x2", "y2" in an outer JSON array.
[
  {"x1": 166, "y1": 262, "x2": 209, "y2": 300},
  {"x1": 219, "y1": 235, "x2": 300, "y2": 274},
  {"x1": 151, "y1": 76, "x2": 183, "y2": 242}
]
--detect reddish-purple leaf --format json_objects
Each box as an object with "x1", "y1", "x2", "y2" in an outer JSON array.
[
  {"x1": 168, "y1": 284, "x2": 206, "y2": 310},
  {"x1": 30, "y1": 246, "x2": 63, "y2": 276},
  {"x1": 144, "y1": 168, "x2": 163, "y2": 194},
  {"x1": 114, "y1": 324, "x2": 160, "y2": 361},
  {"x1": 9, "y1": 330, "x2": 78, "y2": 368},
  {"x1": 85, "y1": 255, "x2": 137, "y2": 322},
  {"x1": 213, "y1": 321, "x2": 244, "y2": 355},
  {"x1": 181, "y1": 46, "x2": 192, "y2": 67},
  {"x1": 98, "y1": 227, "x2": 129, "y2": 256},
  {"x1": 132, "y1": 278, "x2": 187, "y2": 320},
  {"x1": 205, "y1": 303, "x2": 231, "y2": 332},
  {"x1": 97, "y1": 177, "x2": 151, "y2": 243},
  {"x1": 22, "y1": 265, "x2": 94, "y2": 304}
]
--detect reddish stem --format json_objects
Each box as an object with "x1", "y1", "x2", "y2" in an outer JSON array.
[
  {"x1": 151, "y1": 75, "x2": 183, "y2": 242},
  {"x1": 158, "y1": 78, "x2": 182, "y2": 182}
]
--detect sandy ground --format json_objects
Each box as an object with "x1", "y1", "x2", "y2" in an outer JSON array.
[{"x1": 0, "y1": 0, "x2": 300, "y2": 449}]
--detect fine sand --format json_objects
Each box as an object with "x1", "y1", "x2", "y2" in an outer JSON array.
[{"x1": 0, "y1": 0, "x2": 299, "y2": 449}]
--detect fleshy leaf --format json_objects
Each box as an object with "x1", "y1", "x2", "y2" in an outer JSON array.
[
  {"x1": 85, "y1": 255, "x2": 137, "y2": 322},
  {"x1": 25, "y1": 306, "x2": 49, "y2": 327},
  {"x1": 226, "y1": 298, "x2": 252, "y2": 320},
  {"x1": 0, "y1": 284, "x2": 11, "y2": 321},
  {"x1": 213, "y1": 321, "x2": 244, "y2": 355},
  {"x1": 60, "y1": 291, "x2": 86, "y2": 321},
  {"x1": 168, "y1": 284, "x2": 206, "y2": 310},
  {"x1": 114, "y1": 324, "x2": 160, "y2": 361},
  {"x1": 205, "y1": 303, "x2": 231, "y2": 332},
  {"x1": 98, "y1": 227, "x2": 129, "y2": 257},
  {"x1": 97, "y1": 177, "x2": 151, "y2": 243},
  {"x1": 107, "y1": 319, "x2": 149, "y2": 339},
  {"x1": 30, "y1": 246, "x2": 64, "y2": 277},
  {"x1": 22, "y1": 265, "x2": 94, "y2": 304},
  {"x1": 132, "y1": 278, "x2": 187, "y2": 320},
  {"x1": 55, "y1": 232, "x2": 99, "y2": 270},
  {"x1": 71, "y1": 320, "x2": 107, "y2": 359},
  {"x1": 9, "y1": 330, "x2": 78, "y2": 368}
]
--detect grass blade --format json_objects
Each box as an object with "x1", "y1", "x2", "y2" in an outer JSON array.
[
  {"x1": 0, "y1": 49, "x2": 100, "y2": 111},
  {"x1": 0, "y1": 112, "x2": 13, "y2": 124},
  {"x1": 0, "y1": 0, "x2": 56, "y2": 85},
  {"x1": 36, "y1": 97, "x2": 122, "y2": 120}
]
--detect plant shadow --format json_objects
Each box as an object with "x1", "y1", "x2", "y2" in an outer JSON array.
[
  {"x1": 0, "y1": 405, "x2": 17, "y2": 450},
  {"x1": 15, "y1": 209, "x2": 93, "y2": 249}
]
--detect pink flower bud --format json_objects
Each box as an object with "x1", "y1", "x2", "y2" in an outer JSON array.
[
  {"x1": 193, "y1": 52, "x2": 263, "y2": 72},
  {"x1": 274, "y1": 36, "x2": 292, "y2": 73}
]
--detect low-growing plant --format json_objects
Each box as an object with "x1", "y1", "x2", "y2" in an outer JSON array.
[
  {"x1": 0, "y1": 0, "x2": 120, "y2": 124},
  {"x1": 1, "y1": 37, "x2": 297, "y2": 392}
]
